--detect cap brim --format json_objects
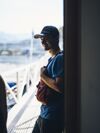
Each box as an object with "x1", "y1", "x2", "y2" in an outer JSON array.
[{"x1": 34, "y1": 33, "x2": 44, "y2": 39}]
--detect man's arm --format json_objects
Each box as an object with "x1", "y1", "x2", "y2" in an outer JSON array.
[{"x1": 40, "y1": 67, "x2": 63, "y2": 93}]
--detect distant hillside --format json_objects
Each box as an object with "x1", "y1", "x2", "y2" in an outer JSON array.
[
  {"x1": 0, "y1": 31, "x2": 44, "y2": 55},
  {"x1": 0, "y1": 32, "x2": 31, "y2": 43}
]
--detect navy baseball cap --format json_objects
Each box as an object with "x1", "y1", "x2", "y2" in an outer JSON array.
[{"x1": 34, "y1": 26, "x2": 59, "y2": 39}]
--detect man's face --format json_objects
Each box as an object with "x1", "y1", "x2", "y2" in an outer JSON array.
[{"x1": 41, "y1": 36, "x2": 52, "y2": 51}]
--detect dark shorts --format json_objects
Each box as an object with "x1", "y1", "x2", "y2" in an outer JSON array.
[{"x1": 32, "y1": 116, "x2": 63, "y2": 133}]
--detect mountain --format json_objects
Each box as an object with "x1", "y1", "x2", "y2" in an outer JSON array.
[{"x1": 0, "y1": 32, "x2": 31, "y2": 43}]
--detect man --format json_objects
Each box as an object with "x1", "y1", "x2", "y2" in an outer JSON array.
[{"x1": 32, "y1": 26, "x2": 64, "y2": 133}]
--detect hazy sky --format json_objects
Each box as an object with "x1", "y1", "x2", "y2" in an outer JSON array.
[{"x1": 0, "y1": 0, "x2": 63, "y2": 34}]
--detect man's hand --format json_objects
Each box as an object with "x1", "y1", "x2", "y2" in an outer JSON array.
[{"x1": 40, "y1": 66, "x2": 46, "y2": 77}]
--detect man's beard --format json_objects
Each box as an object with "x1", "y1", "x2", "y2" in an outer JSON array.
[
  {"x1": 44, "y1": 45, "x2": 51, "y2": 50},
  {"x1": 43, "y1": 42, "x2": 51, "y2": 51}
]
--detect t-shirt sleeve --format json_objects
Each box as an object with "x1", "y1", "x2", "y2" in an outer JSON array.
[{"x1": 52, "y1": 54, "x2": 64, "y2": 78}]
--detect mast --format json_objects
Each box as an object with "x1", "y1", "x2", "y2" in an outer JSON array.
[{"x1": 29, "y1": 30, "x2": 34, "y2": 63}]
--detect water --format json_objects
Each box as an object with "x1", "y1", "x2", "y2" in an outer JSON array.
[{"x1": 0, "y1": 53, "x2": 45, "y2": 64}]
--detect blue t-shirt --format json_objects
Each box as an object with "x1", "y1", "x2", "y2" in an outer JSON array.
[{"x1": 40, "y1": 51, "x2": 64, "y2": 120}]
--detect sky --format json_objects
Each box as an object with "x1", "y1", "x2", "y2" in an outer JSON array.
[{"x1": 0, "y1": 0, "x2": 63, "y2": 35}]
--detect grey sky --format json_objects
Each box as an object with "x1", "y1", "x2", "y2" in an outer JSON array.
[{"x1": 0, "y1": 0, "x2": 63, "y2": 34}]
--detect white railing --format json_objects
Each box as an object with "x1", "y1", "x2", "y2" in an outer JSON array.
[
  {"x1": 0, "y1": 53, "x2": 50, "y2": 130},
  {"x1": 1, "y1": 62, "x2": 39, "y2": 108},
  {"x1": 0, "y1": 63, "x2": 38, "y2": 130}
]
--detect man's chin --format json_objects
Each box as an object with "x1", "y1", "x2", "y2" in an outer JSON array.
[{"x1": 44, "y1": 47, "x2": 50, "y2": 51}]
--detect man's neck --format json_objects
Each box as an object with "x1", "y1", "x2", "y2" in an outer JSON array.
[{"x1": 49, "y1": 48, "x2": 61, "y2": 57}]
